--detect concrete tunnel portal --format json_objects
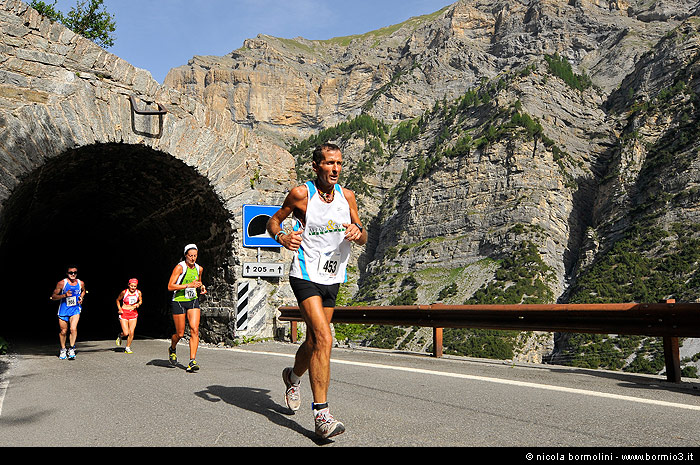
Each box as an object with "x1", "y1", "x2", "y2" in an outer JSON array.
[{"x1": 0, "y1": 142, "x2": 235, "y2": 344}]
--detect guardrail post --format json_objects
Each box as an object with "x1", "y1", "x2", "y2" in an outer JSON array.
[
  {"x1": 433, "y1": 327, "x2": 443, "y2": 358},
  {"x1": 662, "y1": 299, "x2": 681, "y2": 383},
  {"x1": 291, "y1": 321, "x2": 297, "y2": 343},
  {"x1": 663, "y1": 336, "x2": 680, "y2": 383}
]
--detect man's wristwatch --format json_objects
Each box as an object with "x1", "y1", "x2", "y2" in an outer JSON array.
[{"x1": 354, "y1": 223, "x2": 363, "y2": 233}]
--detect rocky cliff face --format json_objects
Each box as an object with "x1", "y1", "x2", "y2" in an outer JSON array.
[
  {"x1": 164, "y1": 0, "x2": 696, "y2": 143},
  {"x1": 166, "y1": 0, "x2": 700, "y2": 371}
]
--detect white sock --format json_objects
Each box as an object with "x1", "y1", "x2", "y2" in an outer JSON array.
[{"x1": 289, "y1": 369, "x2": 301, "y2": 385}]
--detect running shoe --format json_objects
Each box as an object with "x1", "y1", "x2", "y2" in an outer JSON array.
[
  {"x1": 59, "y1": 348, "x2": 67, "y2": 360},
  {"x1": 168, "y1": 346, "x2": 177, "y2": 365},
  {"x1": 124, "y1": 347, "x2": 133, "y2": 354},
  {"x1": 186, "y1": 359, "x2": 199, "y2": 372},
  {"x1": 282, "y1": 367, "x2": 301, "y2": 412},
  {"x1": 314, "y1": 408, "x2": 345, "y2": 439},
  {"x1": 116, "y1": 334, "x2": 122, "y2": 346},
  {"x1": 67, "y1": 347, "x2": 76, "y2": 360}
]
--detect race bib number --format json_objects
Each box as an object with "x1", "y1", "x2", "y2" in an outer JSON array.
[
  {"x1": 126, "y1": 295, "x2": 137, "y2": 305},
  {"x1": 318, "y1": 251, "x2": 341, "y2": 278},
  {"x1": 66, "y1": 296, "x2": 77, "y2": 306},
  {"x1": 185, "y1": 287, "x2": 197, "y2": 299}
]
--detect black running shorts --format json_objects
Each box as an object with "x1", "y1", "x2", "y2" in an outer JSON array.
[
  {"x1": 289, "y1": 276, "x2": 340, "y2": 308},
  {"x1": 171, "y1": 299, "x2": 200, "y2": 315}
]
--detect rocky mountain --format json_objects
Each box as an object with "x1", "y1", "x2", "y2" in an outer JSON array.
[{"x1": 165, "y1": 0, "x2": 700, "y2": 376}]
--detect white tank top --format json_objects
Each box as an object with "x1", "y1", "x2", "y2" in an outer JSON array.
[{"x1": 289, "y1": 181, "x2": 352, "y2": 284}]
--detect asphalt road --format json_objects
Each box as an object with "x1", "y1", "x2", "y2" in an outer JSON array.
[{"x1": 1, "y1": 337, "x2": 699, "y2": 450}]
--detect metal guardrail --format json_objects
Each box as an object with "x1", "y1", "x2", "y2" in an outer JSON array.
[{"x1": 278, "y1": 300, "x2": 700, "y2": 383}]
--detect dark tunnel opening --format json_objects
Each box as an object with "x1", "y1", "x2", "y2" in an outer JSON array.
[{"x1": 0, "y1": 143, "x2": 234, "y2": 348}]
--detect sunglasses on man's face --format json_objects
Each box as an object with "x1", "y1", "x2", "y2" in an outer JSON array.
[{"x1": 67, "y1": 271, "x2": 77, "y2": 275}]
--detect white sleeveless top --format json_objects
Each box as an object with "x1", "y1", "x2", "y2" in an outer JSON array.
[{"x1": 289, "y1": 181, "x2": 352, "y2": 284}]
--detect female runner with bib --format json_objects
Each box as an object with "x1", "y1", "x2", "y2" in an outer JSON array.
[
  {"x1": 115, "y1": 278, "x2": 142, "y2": 354},
  {"x1": 167, "y1": 244, "x2": 206, "y2": 372}
]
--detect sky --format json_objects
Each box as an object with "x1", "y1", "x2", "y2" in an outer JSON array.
[{"x1": 49, "y1": 0, "x2": 455, "y2": 83}]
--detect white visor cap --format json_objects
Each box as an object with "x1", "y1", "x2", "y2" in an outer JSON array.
[{"x1": 184, "y1": 243, "x2": 198, "y2": 255}]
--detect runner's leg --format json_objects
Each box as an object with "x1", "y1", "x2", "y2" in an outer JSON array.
[
  {"x1": 171, "y1": 313, "x2": 186, "y2": 349},
  {"x1": 119, "y1": 318, "x2": 129, "y2": 340},
  {"x1": 296, "y1": 296, "x2": 334, "y2": 404},
  {"x1": 68, "y1": 314, "x2": 80, "y2": 347},
  {"x1": 186, "y1": 308, "x2": 200, "y2": 361},
  {"x1": 127, "y1": 318, "x2": 137, "y2": 347},
  {"x1": 58, "y1": 318, "x2": 68, "y2": 348}
]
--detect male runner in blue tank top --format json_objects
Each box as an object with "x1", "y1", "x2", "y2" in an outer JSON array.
[
  {"x1": 51, "y1": 266, "x2": 86, "y2": 360},
  {"x1": 267, "y1": 143, "x2": 367, "y2": 439}
]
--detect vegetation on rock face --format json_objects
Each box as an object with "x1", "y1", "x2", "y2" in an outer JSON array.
[
  {"x1": 562, "y1": 54, "x2": 700, "y2": 377},
  {"x1": 569, "y1": 223, "x2": 700, "y2": 304},
  {"x1": 443, "y1": 328, "x2": 520, "y2": 360},
  {"x1": 559, "y1": 69, "x2": 700, "y2": 376},
  {"x1": 289, "y1": 113, "x2": 388, "y2": 198},
  {"x1": 544, "y1": 54, "x2": 592, "y2": 92},
  {"x1": 439, "y1": 236, "x2": 557, "y2": 360},
  {"x1": 561, "y1": 221, "x2": 700, "y2": 376},
  {"x1": 465, "y1": 238, "x2": 556, "y2": 305}
]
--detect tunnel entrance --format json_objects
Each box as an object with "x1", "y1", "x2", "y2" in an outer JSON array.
[{"x1": 0, "y1": 143, "x2": 235, "y2": 346}]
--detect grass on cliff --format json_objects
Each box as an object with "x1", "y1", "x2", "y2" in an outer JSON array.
[{"x1": 323, "y1": 6, "x2": 450, "y2": 47}]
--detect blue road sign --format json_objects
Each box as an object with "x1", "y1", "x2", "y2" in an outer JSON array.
[{"x1": 242, "y1": 204, "x2": 282, "y2": 248}]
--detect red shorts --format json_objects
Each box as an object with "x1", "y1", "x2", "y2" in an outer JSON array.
[{"x1": 120, "y1": 310, "x2": 138, "y2": 320}]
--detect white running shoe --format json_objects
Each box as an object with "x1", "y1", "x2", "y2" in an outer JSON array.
[
  {"x1": 314, "y1": 408, "x2": 345, "y2": 439},
  {"x1": 67, "y1": 347, "x2": 75, "y2": 360},
  {"x1": 59, "y1": 349, "x2": 67, "y2": 360},
  {"x1": 282, "y1": 367, "x2": 301, "y2": 412}
]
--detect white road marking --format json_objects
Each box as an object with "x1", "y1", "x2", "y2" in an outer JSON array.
[
  {"x1": 0, "y1": 380, "x2": 8, "y2": 417},
  {"x1": 228, "y1": 348, "x2": 700, "y2": 412}
]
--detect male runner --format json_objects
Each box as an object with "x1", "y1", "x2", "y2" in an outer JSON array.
[
  {"x1": 267, "y1": 143, "x2": 367, "y2": 439},
  {"x1": 51, "y1": 266, "x2": 86, "y2": 360}
]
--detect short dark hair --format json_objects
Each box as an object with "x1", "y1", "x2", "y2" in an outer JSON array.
[{"x1": 312, "y1": 143, "x2": 340, "y2": 165}]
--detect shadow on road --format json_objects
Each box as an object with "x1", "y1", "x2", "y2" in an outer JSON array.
[
  {"x1": 3, "y1": 340, "x2": 117, "y2": 358},
  {"x1": 194, "y1": 385, "x2": 334, "y2": 445},
  {"x1": 146, "y1": 358, "x2": 182, "y2": 370},
  {"x1": 543, "y1": 366, "x2": 700, "y2": 397}
]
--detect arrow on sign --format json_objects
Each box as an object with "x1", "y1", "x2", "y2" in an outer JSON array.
[{"x1": 242, "y1": 262, "x2": 285, "y2": 277}]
